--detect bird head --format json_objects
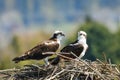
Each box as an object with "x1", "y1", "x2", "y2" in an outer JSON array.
[
  {"x1": 53, "y1": 30, "x2": 65, "y2": 40},
  {"x1": 78, "y1": 31, "x2": 87, "y2": 40}
]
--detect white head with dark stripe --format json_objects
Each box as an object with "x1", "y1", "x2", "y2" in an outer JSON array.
[
  {"x1": 78, "y1": 31, "x2": 87, "y2": 43},
  {"x1": 51, "y1": 30, "x2": 65, "y2": 40}
]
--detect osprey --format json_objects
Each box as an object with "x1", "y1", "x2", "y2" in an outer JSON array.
[
  {"x1": 12, "y1": 30, "x2": 65, "y2": 65},
  {"x1": 51, "y1": 31, "x2": 88, "y2": 65}
]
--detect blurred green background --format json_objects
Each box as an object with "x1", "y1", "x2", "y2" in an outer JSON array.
[{"x1": 0, "y1": 0, "x2": 120, "y2": 69}]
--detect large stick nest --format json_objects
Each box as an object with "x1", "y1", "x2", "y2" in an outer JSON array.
[{"x1": 0, "y1": 53, "x2": 120, "y2": 80}]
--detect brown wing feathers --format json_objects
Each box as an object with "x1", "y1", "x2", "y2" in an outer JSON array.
[{"x1": 12, "y1": 40, "x2": 59, "y2": 63}]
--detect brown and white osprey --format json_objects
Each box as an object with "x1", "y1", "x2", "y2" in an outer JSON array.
[
  {"x1": 12, "y1": 31, "x2": 65, "y2": 65},
  {"x1": 51, "y1": 31, "x2": 88, "y2": 65}
]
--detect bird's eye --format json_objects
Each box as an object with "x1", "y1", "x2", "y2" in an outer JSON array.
[
  {"x1": 80, "y1": 34, "x2": 82, "y2": 35},
  {"x1": 83, "y1": 34, "x2": 86, "y2": 37},
  {"x1": 59, "y1": 33, "x2": 62, "y2": 35}
]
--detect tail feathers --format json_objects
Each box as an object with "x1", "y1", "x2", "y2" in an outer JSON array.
[
  {"x1": 50, "y1": 56, "x2": 60, "y2": 65},
  {"x1": 12, "y1": 57, "x2": 21, "y2": 63},
  {"x1": 12, "y1": 55, "x2": 28, "y2": 63}
]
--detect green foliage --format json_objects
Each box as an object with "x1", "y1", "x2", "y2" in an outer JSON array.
[{"x1": 107, "y1": 28, "x2": 120, "y2": 64}]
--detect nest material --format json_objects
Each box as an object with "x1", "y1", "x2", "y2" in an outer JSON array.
[{"x1": 0, "y1": 58, "x2": 120, "y2": 80}]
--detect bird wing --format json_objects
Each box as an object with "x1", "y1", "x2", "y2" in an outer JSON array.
[
  {"x1": 12, "y1": 40, "x2": 59, "y2": 63},
  {"x1": 60, "y1": 41, "x2": 84, "y2": 58},
  {"x1": 61, "y1": 40, "x2": 79, "y2": 52},
  {"x1": 24, "y1": 40, "x2": 59, "y2": 57}
]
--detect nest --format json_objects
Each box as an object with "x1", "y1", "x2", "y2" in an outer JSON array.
[
  {"x1": 0, "y1": 58, "x2": 120, "y2": 80},
  {"x1": 0, "y1": 52, "x2": 120, "y2": 80}
]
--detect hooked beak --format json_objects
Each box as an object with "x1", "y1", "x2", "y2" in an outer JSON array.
[{"x1": 62, "y1": 33, "x2": 65, "y2": 37}]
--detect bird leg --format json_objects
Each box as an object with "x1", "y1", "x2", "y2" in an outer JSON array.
[{"x1": 44, "y1": 57, "x2": 50, "y2": 66}]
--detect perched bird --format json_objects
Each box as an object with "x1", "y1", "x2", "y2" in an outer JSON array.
[
  {"x1": 12, "y1": 30, "x2": 65, "y2": 65},
  {"x1": 51, "y1": 31, "x2": 88, "y2": 65}
]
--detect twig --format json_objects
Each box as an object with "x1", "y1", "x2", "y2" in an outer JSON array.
[
  {"x1": 85, "y1": 74, "x2": 89, "y2": 80},
  {"x1": 103, "y1": 53, "x2": 107, "y2": 64},
  {"x1": 70, "y1": 73, "x2": 75, "y2": 80},
  {"x1": 46, "y1": 69, "x2": 65, "y2": 80},
  {"x1": 65, "y1": 69, "x2": 94, "y2": 75},
  {"x1": 50, "y1": 66, "x2": 58, "y2": 77},
  {"x1": 0, "y1": 68, "x2": 20, "y2": 73}
]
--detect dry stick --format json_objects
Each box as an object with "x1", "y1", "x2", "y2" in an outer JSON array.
[
  {"x1": 115, "y1": 67, "x2": 120, "y2": 74},
  {"x1": 0, "y1": 68, "x2": 21, "y2": 80},
  {"x1": 66, "y1": 70, "x2": 94, "y2": 75},
  {"x1": 43, "y1": 52, "x2": 106, "y2": 80},
  {"x1": 103, "y1": 53, "x2": 107, "y2": 64},
  {"x1": 46, "y1": 69, "x2": 65, "y2": 80},
  {"x1": 108, "y1": 58, "x2": 111, "y2": 64},
  {"x1": 8, "y1": 74, "x2": 16, "y2": 80},
  {"x1": 119, "y1": 64, "x2": 120, "y2": 71},
  {"x1": 0, "y1": 68, "x2": 20, "y2": 73},
  {"x1": 50, "y1": 66, "x2": 58, "y2": 77},
  {"x1": 43, "y1": 52, "x2": 84, "y2": 62},
  {"x1": 107, "y1": 58, "x2": 120, "y2": 79},
  {"x1": 85, "y1": 74, "x2": 89, "y2": 80},
  {"x1": 70, "y1": 73, "x2": 75, "y2": 80},
  {"x1": 91, "y1": 74, "x2": 94, "y2": 80},
  {"x1": 0, "y1": 68, "x2": 20, "y2": 77},
  {"x1": 93, "y1": 64, "x2": 116, "y2": 66},
  {"x1": 0, "y1": 73, "x2": 11, "y2": 78}
]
